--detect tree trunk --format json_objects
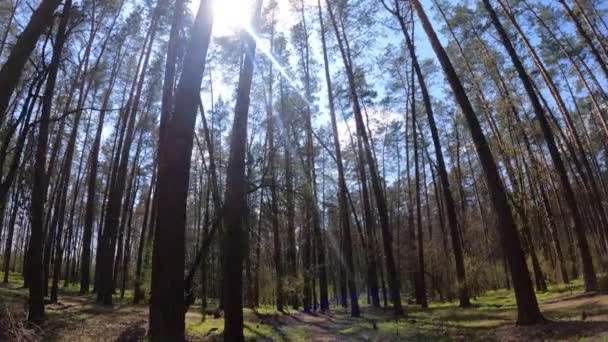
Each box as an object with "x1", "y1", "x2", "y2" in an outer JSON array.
[
  {"x1": 148, "y1": 0, "x2": 213, "y2": 338},
  {"x1": 558, "y1": 0, "x2": 608, "y2": 81},
  {"x1": 317, "y1": 0, "x2": 360, "y2": 315},
  {"x1": 296, "y1": 0, "x2": 329, "y2": 312},
  {"x1": 221, "y1": 2, "x2": 261, "y2": 340},
  {"x1": 3, "y1": 191, "x2": 20, "y2": 282},
  {"x1": 279, "y1": 78, "x2": 298, "y2": 310},
  {"x1": 0, "y1": 0, "x2": 62, "y2": 123},
  {"x1": 412, "y1": 77, "x2": 428, "y2": 308},
  {"x1": 326, "y1": 0, "x2": 403, "y2": 315},
  {"x1": 121, "y1": 165, "x2": 140, "y2": 299},
  {"x1": 264, "y1": 14, "x2": 284, "y2": 312},
  {"x1": 27, "y1": 0, "x2": 72, "y2": 323},
  {"x1": 412, "y1": 0, "x2": 542, "y2": 325},
  {"x1": 80, "y1": 15, "x2": 125, "y2": 295},
  {"x1": 133, "y1": 160, "x2": 156, "y2": 304}
]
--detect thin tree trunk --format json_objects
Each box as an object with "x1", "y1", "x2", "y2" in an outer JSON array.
[
  {"x1": 221, "y1": 3, "x2": 261, "y2": 340},
  {"x1": 484, "y1": 0, "x2": 598, "y2": 293},
  {"x1": 133, "y1": 159, "x2": 156, "y2": 304},
  {"x1": 264, "y1": 13, "x2": 284, "y2": 311},
  {"x1": 326, "y1": 0, "x2": 403, "y2": 315},
  {"x1": 98, "y1": 9, "x2": 160, "y2": 304},
  {"x1": 296, "y1": 0, "x2": 329, "y2": 312},
  {"x1": 317, "y1": 0, "x2": 360, "y2": 315},
  {"x1": 412, "y1": 80, "x2": 427, "y2": 308},
  {"x1": 121, "y1": 166, "x2": 140, "y2": 299},
  {"x1": 558, "y1": 0, "x2": 608, "y2": 81},
  {"x1": 27, "y1": 0, "x2": 72, "y2": 323},
  {"x1": 279, "y1": 78, "x2": 298, "y2": 310},
  {"x1": 3, "y1": 191, "x2": 20, "y2": 282},
  {"x1": 80, "y1": 13, "x2": 125, "y2": 295}
]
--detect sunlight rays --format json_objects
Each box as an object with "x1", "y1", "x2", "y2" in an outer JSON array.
[
  {"x1": 244, "y1": 26, "x2": 311, "y2": 107},
  {"x1": 210, "y1": 0, "x2": 251, "y2": 36}
]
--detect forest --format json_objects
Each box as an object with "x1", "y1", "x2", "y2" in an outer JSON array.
[{"x1": 1, "y1": 0, "x2": 608, "y2": 340}]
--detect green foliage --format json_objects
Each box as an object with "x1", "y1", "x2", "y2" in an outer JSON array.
[{"x1": 282, "y1": 274, "x2": 303, "y2": 307}]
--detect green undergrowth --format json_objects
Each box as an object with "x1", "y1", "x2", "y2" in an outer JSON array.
[
  {"x1": 0, "y1": 273, "x2": 602, "y2": 341},
  {"x1": 0, "y1": 271, "x2": 136, "y2": 306},
  {"x1": 182, "y1": 278, "x2": 590, "y2": 341}
]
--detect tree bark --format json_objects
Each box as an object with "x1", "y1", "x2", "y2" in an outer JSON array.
[
  {"x1": 0, "y1": 0, "x2": 62, "y2": 123},
  {"x1": 27, "y1": 0, "x2": 72, "y2": 323},
  {"x1": 149, "y1": 0, "x2": 213, "y2": 338},
  {"x1": 221, "y1": 2, "x2": 261, "y2": 340}
]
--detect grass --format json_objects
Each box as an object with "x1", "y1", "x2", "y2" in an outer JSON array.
[{"x1": 1, "y1": 273, "x2": 605, "y2": 341}]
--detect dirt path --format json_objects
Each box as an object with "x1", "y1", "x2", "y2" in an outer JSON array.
[
  {"x1": 280, "y1": 312, "x2": 361, "y2": 341},
  {"x1": 40, "y1": 297, "x2": 148, "y2": 341}
]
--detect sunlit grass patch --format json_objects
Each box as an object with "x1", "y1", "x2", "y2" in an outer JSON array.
[
  {"x1": 244, "y1": 320, "x2": 274, "y2": 339},
  {"x1": 278, "y1": 324, "x2": 310, "y2": 340},
  {"x1": 186, "y1": 317, "x2": 223, "y2": 339}
]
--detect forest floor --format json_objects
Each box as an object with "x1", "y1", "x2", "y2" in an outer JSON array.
[{"x1": 1, "y1": 273, "x2": 608, "y2": 341}]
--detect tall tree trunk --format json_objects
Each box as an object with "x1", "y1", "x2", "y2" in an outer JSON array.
[
  {"x1": 397, "y1": 11, "x2": 471, "y2": 303},
  {"x1": 27, "y1": 0, "x2": 71, "y2": 323},
  {"x1": 326, "y1": 0, "x2": 403, "y2": 315},
  {"x1": 221, "y1": 2, "x2": 261, "y2": 340},
  {"x1": 182, "y1": 101, "x2": 224, "y2": 309},
  {"x1": 149, "y1": 0, "x2": 213, "y2": 338},
  {"x1": 51, "y1": 104, "x2": 94, "y2": 303},
  {"x1": 412, "y1": 75, "x2": 428, "y2": 308},
  {"x1": 98, "y1": 6, "x2": 160, "y2": 305},
  {"x1": 80, "y1": 11, "x2": 125, "y2": 295},
  {"x1": 296, "y1": 0, "x2": 329, "y2": 312},
  {"x1": 316, "y1": 0, "x2": 360, "y2": 315},
  {"x1": 121, "y1": 165, "x2": 140, "y2": 299},
  {"x1": 279, "y1": 78, "x2": 298, "y2": 310},
  {"x1": 411, "y1": 0, "x2": 542, "y2": 325},
  {"x1": 264, "y1": 12, "x2": 284, "y2": 311},
  {"x1": 133, "y1": 160, "x2": 155, "y2": 304},
  {"x1": 0, "y1": 71, "x2": 42, "y2": 233}
]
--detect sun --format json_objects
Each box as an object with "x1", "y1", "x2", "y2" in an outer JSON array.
[{"x1": 210, "y1": 0, "x2": 254, "y2": 36}]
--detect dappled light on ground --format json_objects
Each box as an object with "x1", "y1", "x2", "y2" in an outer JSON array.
[{"x1": 2, "y1": 274, "x2": 608, "y2": 341}]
